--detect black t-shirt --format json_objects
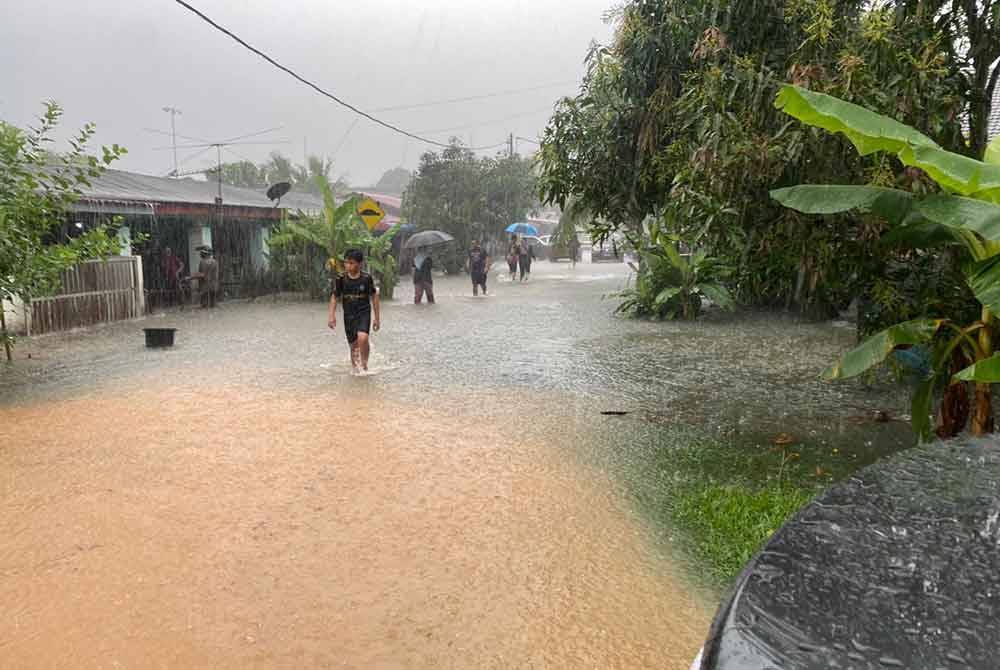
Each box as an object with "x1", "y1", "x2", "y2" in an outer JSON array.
[
  {"x1": 468, "y1": 248, "x2": 488, "y2": 273},
  {"x1": 414, "y1": 256, "x2": 433, "y2": 283},
  {"x1": 334, "y1": 272, "x2": 376, "y2": 321}
]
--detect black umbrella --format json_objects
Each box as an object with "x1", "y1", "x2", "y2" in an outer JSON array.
[{"x1": 403, "y1": 230, "x2": 455, "y2": 249}]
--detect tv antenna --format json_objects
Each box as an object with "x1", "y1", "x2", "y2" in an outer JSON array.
[{"x1": 144, "y1": 125, "x2": 289, "y2": 227}]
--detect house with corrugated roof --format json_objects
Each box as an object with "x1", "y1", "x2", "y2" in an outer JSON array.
[{"x1": 67, "y1": 168, "x2": 324, "y2": 309}]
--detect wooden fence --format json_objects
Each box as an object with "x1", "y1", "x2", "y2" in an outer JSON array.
[{"x1": 28, "y1": 257, "x2": 145, "y2": 335}]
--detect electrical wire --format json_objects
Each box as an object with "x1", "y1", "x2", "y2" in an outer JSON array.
[
  {"x1": 416, "y1": 107, "x2": 554, "y2": 135},
  {"x1": 369, "y1": 81, "x2": 576, "y2": 113},
  {"x1": 172, "y1": 0, "x2": 509, "y2": 151},
  {"x1": 153, "y1": 139, "x2": 291, "y2": 151}
]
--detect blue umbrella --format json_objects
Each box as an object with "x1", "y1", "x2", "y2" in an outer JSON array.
[{"x1": 505, "y1": 222, "x2": 539, "y2": 236}]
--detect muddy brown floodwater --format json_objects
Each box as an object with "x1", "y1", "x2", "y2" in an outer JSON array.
[{"x1": 0, "y1": 263, "x2": 911, "y2": 668}]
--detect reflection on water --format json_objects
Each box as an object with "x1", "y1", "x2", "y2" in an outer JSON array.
[{"x1": 0, "y1": 264, "x2": 911, "y2": 666}]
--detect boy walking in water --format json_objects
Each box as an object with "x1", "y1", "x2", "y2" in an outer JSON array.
[{"x1": 328, "y1": 249, "x2": 380, "y2": 373}]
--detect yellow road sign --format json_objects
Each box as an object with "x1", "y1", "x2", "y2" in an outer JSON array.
[{"x1": 358, "y1": 198, "x2": 385, "y2": 231}]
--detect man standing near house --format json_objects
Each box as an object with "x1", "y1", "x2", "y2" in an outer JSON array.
[
  {"x1": 197, "y1": 247, "x2": 220, "y2": 309},
  {"x1": 161, "y1": 247, "x2": 184, "y2": 306},
  {"x1": 468, "y1": 240, "x2": 491, "y2": 296}
]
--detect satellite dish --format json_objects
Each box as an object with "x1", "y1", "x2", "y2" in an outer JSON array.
[{"x1": 266, "y1": 181, "x2": 292, "y2": 205}]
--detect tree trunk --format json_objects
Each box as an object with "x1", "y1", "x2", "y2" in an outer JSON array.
[
  {"x1": 971, "y1": 306, "x2": 995, "y2": 435},
  {"x1": 937, "y1": 348, "x2": 971, "y2": 438},
  {"x1": 971, "y1": 383, "x2": 995, "y2": 435},
  {"x1": 0, "y1": 304, "x2": 11, "y2": 362}
]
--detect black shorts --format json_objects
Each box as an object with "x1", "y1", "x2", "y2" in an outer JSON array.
[
  {"x1": 344, "y1": 311, "x2": 371, "y2": 344},
  {"x1": 471, "y1": 270, "x2": 487, "y2": 286}
]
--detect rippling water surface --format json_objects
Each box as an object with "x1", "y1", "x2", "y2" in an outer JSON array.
[{"x1": 0, "y1": 263, "x2": 910, "y2": 667}]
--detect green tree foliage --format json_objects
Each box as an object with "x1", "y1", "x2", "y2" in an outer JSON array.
[
  {"x1": 0, "y1": 101, "x2": 125, "y2": 358},
  {"x1": 211, "y1": 153, "x2": 344, "y2": 197},
  {"x1": 539, "y1": 0, "x2": 976, "y2": 316},
  {"x1": 206, "y1": 160, "x2": 266, "y2": 189},
  {"x1": 374, "y1": 167, "x2": 412, "y2": 195},
  {"x1": 402, "y1": 139, "x2": 538, "y2": 272}
]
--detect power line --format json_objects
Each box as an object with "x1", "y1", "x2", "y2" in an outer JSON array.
[
  {"x1": 172, "y1": 0, "x2": 506, "y2": 151},
  {"x1": 369, "y1": 82, "x2": 576, "y2": 113},
  {"x1": 416, "y1": 107, "x2": 554, "y2": 135},
  {"x1": 144, "y1": 127, "x2": 211, "y2": 144},
  {"x1": 152, "y1": 139, "x2": 291, "y2": 151}
]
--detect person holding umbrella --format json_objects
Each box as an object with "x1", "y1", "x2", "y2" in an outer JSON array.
[
  {"x1": 412, "y1": 246, "x2": 435, "y2": 304},
  {"x1": 504, "y1": 223, "x2": 539, "y2": 282}
]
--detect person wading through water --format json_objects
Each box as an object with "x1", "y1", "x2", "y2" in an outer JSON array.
[
  {"x1": 507, "y1": 235, "x2": 521, "y2": 281},
  {"x1": 413, "y1": 247, "x2": 435, "y2": 304},
  {"x1": 328, "y1": 249, "x2": 381, "y2": 373},
  {"x1": 468, "y1": 240, "x2": 491, "y2": 296},
  {"x1": 519, "y1": 238, "x2": 535, "y2": 281}
]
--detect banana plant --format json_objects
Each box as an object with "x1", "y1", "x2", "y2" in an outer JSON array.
[
  {"x1": 616, "y1": 218, "x2": 734, "y2": 319},
  {"x1": 771, "y1": 85, "x2": 1000, "y2": 440},
  {"x1": 269, "y1": 178, "x2": 399, "y2": 297}
]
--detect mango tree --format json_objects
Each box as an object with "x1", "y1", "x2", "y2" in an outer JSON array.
[{"x1": 771, "y1": 85, "x2": 1000, "y2": 440}]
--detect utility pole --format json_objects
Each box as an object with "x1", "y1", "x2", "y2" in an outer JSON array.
[
  {"x1": 215, "y1": 144, "x2": 224, "y2": 229},
  {"x1": 162, "y1": 106, "x2": 182, "y2": 177},
  {"x1": 509, "y1": 132, "x2": 515, "y2": 159}
]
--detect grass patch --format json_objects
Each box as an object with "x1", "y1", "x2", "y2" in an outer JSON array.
[
  {"x1": 673, "y1": 483, "x2": 812, "y2": 580},
  {"x1": 641, "y1": 430, "x2": 901, "y2": 585}
]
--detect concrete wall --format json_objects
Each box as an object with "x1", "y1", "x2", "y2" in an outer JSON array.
[{"x1": 2, "y1": 295, "x2": 29, "y2": 335}]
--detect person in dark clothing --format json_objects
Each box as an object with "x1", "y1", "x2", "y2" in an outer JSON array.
[
  {"x1": 328, "y1": 249, "x2": 381, "y2": 373},
  {"x1": 519, "y1": 241, "x2": 535, "y2": 281},
  {"x1": 161, "y1": 247, "x2": 184, "y2": 306},
  {"x1": 413, "y1": 247, "x2": 435, "y2": 304},
  {"x1": 468, "y1": 240, "x2": 491, "y2": 296}
]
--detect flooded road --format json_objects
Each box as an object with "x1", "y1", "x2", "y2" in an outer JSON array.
[{"x1": 0, "y1": 263, "x2": 910, "y2": 667}]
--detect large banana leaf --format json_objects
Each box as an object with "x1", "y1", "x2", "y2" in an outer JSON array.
[
  {"x1": 776, "y1": 86, "x2": 1000, "y2": 203},
  {"x1": 915, "y1": 195, "x2": 1000, "y2": 242},
  {"x1": 965, "y1": 254, "x2": 1000, "y2": 314},
  {"x1": 822, "y1": 318, "x2": 944, "y2": 380},
  {"x1": 954, "y1": 354, "x2": 1000, "y2": 383},
  {"x1": 775, "y1": 86, "x2": 938, "y2": 153},
  {"x1": 770, "y1": 185, "x2": 915, "y2": 224}
]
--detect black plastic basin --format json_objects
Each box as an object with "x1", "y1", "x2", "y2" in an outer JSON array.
[{"x1": 143, "y1": 328, "x2": 177, "y2": 348}]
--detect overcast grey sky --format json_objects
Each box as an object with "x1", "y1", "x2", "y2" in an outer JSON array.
[{"x1": 2, "y1": 0, "x2": 615, "y2": 187}]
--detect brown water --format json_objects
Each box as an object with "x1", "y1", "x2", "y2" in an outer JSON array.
[
  {"x1": 0, "y1": 380, "x2": 708, "y2": 668},
  {"x1": 0, "y1": 263, "x2": 911, "y2": 667}
]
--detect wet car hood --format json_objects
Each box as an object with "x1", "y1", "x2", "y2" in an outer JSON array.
[{"x1": 700, "y1": 436, "x2": 1000, "y2": 669}]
